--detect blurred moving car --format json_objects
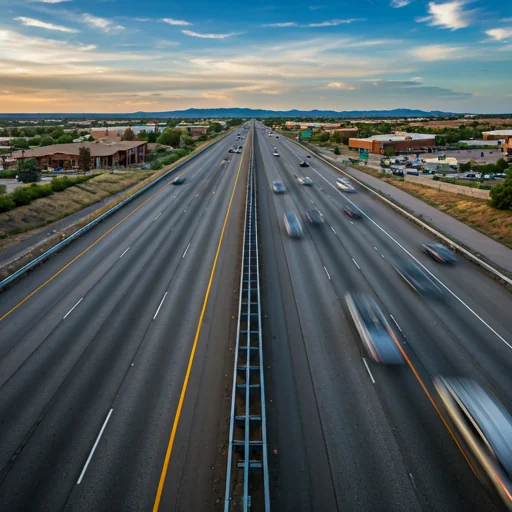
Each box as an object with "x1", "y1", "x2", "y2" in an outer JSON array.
[
  {"x1": 306, "y1": 155, "x2": 311, "y2": 158},
  {"x1": 434, "y1": 376, "x2": 512, "y2": 509},
  {"x1": 423, "y1": 242, "x2": 458, "y2": 264},
  {"x1": 304, "y1": 208, "x2": 325, "y2": 224},
  {"x1": 299, "y1": 160, "x2": 309, "y2": 167},
  {"x1": 284, "y1": 211, "x2": 304, "y2": 238},
  {"x1": 345, "y1": 292, "x2": 404, "y2": 365},
  {"x1": 272, "y1": 180, "x2": 286, "y2": 193},
  {"x1": 297, "y1": 176, "x2": 313, "y2": 185},
  {"x1": 172, "y1": 176, "x2": 185, "y2": 185},
  {"x1": 394, "y1": 261, "x2": 443, "y2": 299},
  {"x1": 344, "y1": 204, "x2": 361, "y2": 219},
  {"x1": 273, "y1": 148, "x2": 280, "y2": 157},
  {"x1": 336, "y1": 178, "x2": 356, "y2": 192}
]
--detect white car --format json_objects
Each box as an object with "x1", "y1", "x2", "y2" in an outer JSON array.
[
  {"x1": 336, "y1": 178, "x2": 356, "y2": 192},
  {"x1": 273, "y1": 148, "x2": 280, "y2": 157},
  {"x1": 297, "y1": 176, "x2": 313, "y2": 185}
]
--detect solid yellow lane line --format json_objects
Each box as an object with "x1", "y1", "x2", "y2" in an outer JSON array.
[
  {"x1": 0, "y1": 179, "x2": 176, "y2": 323},
  {"x1": 152, "y1": 145, "x2": 246, "y2": 512}
]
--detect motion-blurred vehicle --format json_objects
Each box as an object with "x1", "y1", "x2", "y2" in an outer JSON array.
[
  {"x1": 348, "y1": 157, "x2": 358, "y2": 164},
  {"x1": 434, "y1": 376, "x2": 512, "y2": 509},
  {"x1": 297, "y1": 176, "x2": 313, "y2": 185},
  {"x1": 306, "y1": 155, "x2": 311, "y2": 158},
  {"x1": 275, "y1": 135, "x2": 279, "y2": 139},
  {"x1": 336, "y1": 178, "x2": 356, "y2": 193},
  {"x1": 304, "y1": 208, "x2": 324, "y2": 224},
  {"x1": 228, "y1": 146, "x2": 237, "y2": 153},
  {"x1": 299, "y1": 160, "x2": 309, "y2": 167},
  {"x1": 273, "y1": 148, "x2": 280, "y2": 157},
  {"x1": 345, "y1": 292, "x2": 404, "y2": 365},
  {"x1": 343, "y1": 204, "x2": 361, "y2": 219},
  {"x1": 394, "y1": 261, "x2": 443, "y2": 298},
  {"x1": 172, "y1": 176, "x2": 185, "y2": 185},
  {"x1": 284, "y1": 211, "x2": 304, "y2": 238},
  {"x1": 272, "y1": 180, "x2": 286, "y2": 193},
  {"x1": 422, "y1": 242, "x2": 458, "y2": 264}
]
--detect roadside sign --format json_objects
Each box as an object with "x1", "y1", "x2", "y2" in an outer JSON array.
[
  {"x1": 359, "y1": 152, "x2": 369, "y2": 161},
  {"x1": 300, "y1": 131, "x2": 312, "y2": 138}
]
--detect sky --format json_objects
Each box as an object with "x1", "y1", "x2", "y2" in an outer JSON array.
[{"x1": 0, "y1": 0, "x2": 511, "y2": 113}]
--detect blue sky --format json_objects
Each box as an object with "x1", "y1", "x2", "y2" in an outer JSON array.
[{"x1": 1, "y1": 0, "x2": 511, "y2": 113}]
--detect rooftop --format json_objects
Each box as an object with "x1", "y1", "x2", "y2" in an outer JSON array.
[
  {"x1": 351, "y1": 132, "x2": 435, "y2": 142},
  {"x1": 482, "y1": 130, "x2": 512, "y2": 136}
]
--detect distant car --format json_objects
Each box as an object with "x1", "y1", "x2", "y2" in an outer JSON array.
[
  {"x1": 273, "y1": 148, "x2": 280, "y2": 157},
  {"x1": 299, "y1": 160, "x2": 309, "y2": 168},
  {"x1": 284, "y1": 211, "x2": 304, "y2": 238},
  {"x1": 297, "y1": 176, "x2": 313, "y2": 185},
  {"x1": 304, "y1": 208, "x2": 324, "y2": 224},
  {"x1": 275, "y1": 135, "x2": 279, "y2": 139},
  {"x1": 306, "y1": 155, "x2": 311, "y2": 158},
  {"x1": 343, "y1": 204, "x2": 361, "y2": 219},
  {"x1": 434, "y1": 376, "x2": 512, "y2": 509},
  {"x1": 272, "y1": 180, "x2": 286, "y2": 193},
  {"x1": 345, "y1": 292, "x2": 404, "y2": 365},
  {"x1": 423, "y1": 242, "x2": 458, "y2": 264},
  {"x1": 336, "y1": 178, "x2": 356, "y2": 193},
  {"x1": 228, "y1": 146, "x2": 237, "y2": 153},
  {"x1": 172, "y1": 176, "x2": 185, "y2": 185},
  {"x1": 394, "y1": 261, "x2": 443, "y2": 299}
]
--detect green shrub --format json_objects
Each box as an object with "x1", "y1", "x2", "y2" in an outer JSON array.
[
  {"x1": 151, "y1": 160, "x2": 163, "y2": 171},
  {"x1": 0, "y1": 184, "x2": 6, "y2": 195},
  {"x1": 11, "y1": 187, "x2": 33, "y2": 206},
  {"x1": 0, "y1": 194, "x2": 16, "y2": 212},
  {"x1": 0, "y1": 170, "x2": 17, "y2": 179},
  {"x1": 51, "y1": 176, "x2": 70, "y2": 192},
  {"x1": 38, "y1": 183, "x2": 53, "y2": 197},
  {"x1": 489, "y1": 174, "x2": 512, "y2": 210},
  {"x1": 26, "y1": 183, "x2": 44, "y2": 200}
]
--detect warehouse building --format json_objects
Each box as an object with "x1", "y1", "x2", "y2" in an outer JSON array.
[
  {"x1": 349, "y1": 132, "x2": 435, "y2": 154},
  {"x1": 482, "y1": 130, "x2": 512, "y2": 140}
]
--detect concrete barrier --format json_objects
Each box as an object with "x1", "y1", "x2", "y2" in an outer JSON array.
[{"x1": 405, "y1": 175, "x2": 490, "y2": 199}]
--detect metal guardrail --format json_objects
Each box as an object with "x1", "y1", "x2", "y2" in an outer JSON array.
[
  {"x1": 0, "y1": 131, "x2": 231, "y2": 292},
  {"x1": 289, "y1": 137, "x2": 512, "y2": 287},
  {"x1": 224, "y1": 124, "x2": 270, "y2": 511}
]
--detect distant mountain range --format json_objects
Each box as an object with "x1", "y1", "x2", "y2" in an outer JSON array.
[{"x1": 0, "y1": 108, "x2": 457, "y2": 120}]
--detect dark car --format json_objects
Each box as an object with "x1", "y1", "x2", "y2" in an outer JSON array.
[
  {"x1": 345, "y1": 292, "x2": 404, "y2": 365},
  {"x1": 394, "y1": 261, "x2": 443, "y2": 299},
  {"x1": 299, "y1": 160, "x2": 309, "y2": 167},
  {"x1": 172, "y1": 176, "x2": 185, "y2": 185},
  {"x1": 272, "y1": 180, "x2": 286, "y2": 193},
  {"x1": 304, "y1": 208, "x2": 325, "y2": 224},
  {"x1": 434, "y1": 376, "x2": 512, "y2": 509},
  {"x1": 344, "y1": 204, "x2": 361, "y2": 219},
  {"x1": 423, "y1": 242, "x2": 458, "y2": 264},
  {"x1": 284, "y1": 211, "x2": 304, "y2": 238},
  {"x1": 306, "y1": 155, "x2": 311, "y2": 158}
]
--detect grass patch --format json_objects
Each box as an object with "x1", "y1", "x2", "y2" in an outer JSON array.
[{"x1": 380, "y1": 178, "x2": 512, "y2": 249}]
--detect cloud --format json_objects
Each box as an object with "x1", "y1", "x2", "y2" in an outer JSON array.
[
  {"x1": 500, "y1": 18, "x2": 512, "y2": 23},
  {"x1": 485, "y1": 28, "x2": 512, "y2": 41},
  {"x1": 82, "y1": 13, "x2": 124, "y2": 33},
  {"x1": 410, "y1": 76, "x2": 423, "y2": 82},
  {"x1": 416, "y1": 1, "x2": 476, "y2": 30},
  {"x1": 390, "y1": 0, "x2": 412, "y2": 7},
  {"x1": 327, "y1": 81, "x2": 356, "y2": 90},
  {"x1": 182, "y1": 30, "x2": 242, "y2": 39},
  {"x1": 308, "y1": 5, "x2": 326, "y2": 10},
  {"x1": 262, "y1": 22, "x2": 298, "y2": 27},
  {"x1": 162, "y1": 18, "x2": 191, "y2": 26},
  {"x1": 308, "y1": 18, "x2": 364, "y2": 27},
  {"x1": 14, "y1": 16, "x2": 79, "y2": 33},
  {"x1": 154, "y1": 40, "x2": 181, "y2": 48},
  {"x1": 30, "y1": 0, "x2": 71, "y2": 3},
  {"x1": 410, "y1": 44, "x2": 465, "y2": 60}
]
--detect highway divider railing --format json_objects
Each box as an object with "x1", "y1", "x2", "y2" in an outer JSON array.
[
  {"x1": 288, "y1": 137, "x2": 512, "y2": 288},
  {"x1": 0, "y1": 130, "x2": 233, "y2": 292}
]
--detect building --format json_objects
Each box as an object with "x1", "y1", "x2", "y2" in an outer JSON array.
[
  {"x1": 175, "y1": 123, "x2": 209, "y2": 137},
  {"x1": 459, "y1": 139, "x2": 501, "y2": 146},
  {"x1": 11, "y1": 141, "x2": 147, "y2": 169},
  {"x1": 482, "y1": 130, "x2": 512, "y2": 140},
  {"x1": 349, "y1": 132, "x2": 435, "y2": 154}
]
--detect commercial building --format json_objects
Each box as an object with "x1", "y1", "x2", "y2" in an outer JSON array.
[
  {"x1": 349, "y1": 132, "x2": 435, "y2": 154},
  {"x1": 482, "y1": 130, "x2": 512, "y2": 140},
  {"x1": 175, "y1": 122, "x2": 209, "y2": 137},
  {"x1": 11, "y1": 141, "x2": 147, "y2": 169}
]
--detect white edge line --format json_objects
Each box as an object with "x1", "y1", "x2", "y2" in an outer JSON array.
[
  {"x1": 153, "y1": 291, "x2": 168, "y2": 320},
  {"x1": 154, "y1": 212, "x2": 162, "y2": 221},
  {"x1": 352, "y1": 258, "x2": 361, "y2": 270},
  {"x1": 390, "y1": 314, "x2": 403, "y2": 333},
  {"x1": 323, "y1": 265, "x2": 331, "y2": 280},
  {"x1": 182, "y1": 243, "x2": 191, "y2": 259},
  {"x1": 306, "y1": 162, "x2": 512, "y2": 350},
  {"x1": 331, "y1": 226, "x2": 336, "y2": 234},
  {"x1": 63, "y1": 297, "x2": 83, "y2": 320},
  {"x1": 77, "y1": 408, "x2": 113, "y2": 484},
  {"x1": 362, "y1": 358, "x2": 376, "y2": 384},
  {"x1": 119, "y1": 247, "x2": 130, "y2": 259}
]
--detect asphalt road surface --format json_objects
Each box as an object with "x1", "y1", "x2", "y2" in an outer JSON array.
[
  {"x1": 256, "y1": 123, "x2": 512, "y2": 511},
  {"x1": 0, "y1": 129, "x2": 248, "y2": 511}
]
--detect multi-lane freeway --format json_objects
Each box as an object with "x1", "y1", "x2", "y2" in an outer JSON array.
[{"x1": 0, "y1": 122, "x2": 511, "y2": 511}]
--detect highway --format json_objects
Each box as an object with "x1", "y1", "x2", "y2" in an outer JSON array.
[
  {"x1": 255, "y1": 123, "x2": 512, "y2": 511},
  {"x1": 0, "y1": 130, "x2": 248, "y2": 511}
]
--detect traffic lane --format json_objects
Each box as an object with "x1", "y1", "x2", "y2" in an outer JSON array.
[
  {"x1": 259, "y1": 138, "x2": 422, "y2": 511},
  {"x1": 0, "y1": 153, "x2": 238, "y2": 388},
  {"x1": 277, "y1": 137, "x2": 512, "y2": 375},
  {"x1": 0, "y1": 157, "x2": 233, "y2": 481},
  {"x1": 0, "y1": 132, "x2": 239, "y2": 313},
  {"x1": 270, "y1": 159, "x2": 499, "y2": 510},
  {"x1": 255, "y1": 138, "x2": 339, "y2": 511},
  {"x1": 0, "y1": 144, "x2": 243, "y2": 511},
  {"x1": 62, "y1": 142, "x2": 246, "y2": 512}
]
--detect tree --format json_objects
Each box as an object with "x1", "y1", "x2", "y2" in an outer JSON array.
[
  {"x1": 79, "y1": 146, "x2": 91, "y2": 173},
  {"x1": 40, "y1": 135, "x2": 55, "y2": 146},
  {"x1": 489, "y1": 174, "x2": 512, "y2": 210},
  {"x1": 157, "y1": 129, "x2": 181, "y2": 147},
  {"x1": 13, "y1": 139, "x2": 29, "y2": 149},
  {"x1": 122, "y1": 128, "x2": 136, "y2": 141},
  {"x1": 496, "y1": 158, "x2": 509, "y2": 173},
  {"x1": 58, "y1": 135, "x2": 74, "y2": 144},
  {"x1": 210, "y1": 122, "x2": 222, "y2": 133},
  {"x1": 28, "y1": 137, "x2": 41, "y2": 146},
  {"x1": 50, "y1": 127, "x2": 64, "y2": 139},
  {"x1": 147, "y1": 132, "x2": 158, "y2": 143},
  {"x1": 333, "y1": 147, "x2": 341, "y2": 155},
  {"x1": 383, "y1": 146, "x2": 396, "y2": 157},
  {"x1": 17, "y1": 158, "x2": 39, "y2": 173}
]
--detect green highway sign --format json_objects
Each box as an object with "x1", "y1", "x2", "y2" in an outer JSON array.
[{"x1": 300, "y1": 131, "x2": 312, "y2": 138}]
